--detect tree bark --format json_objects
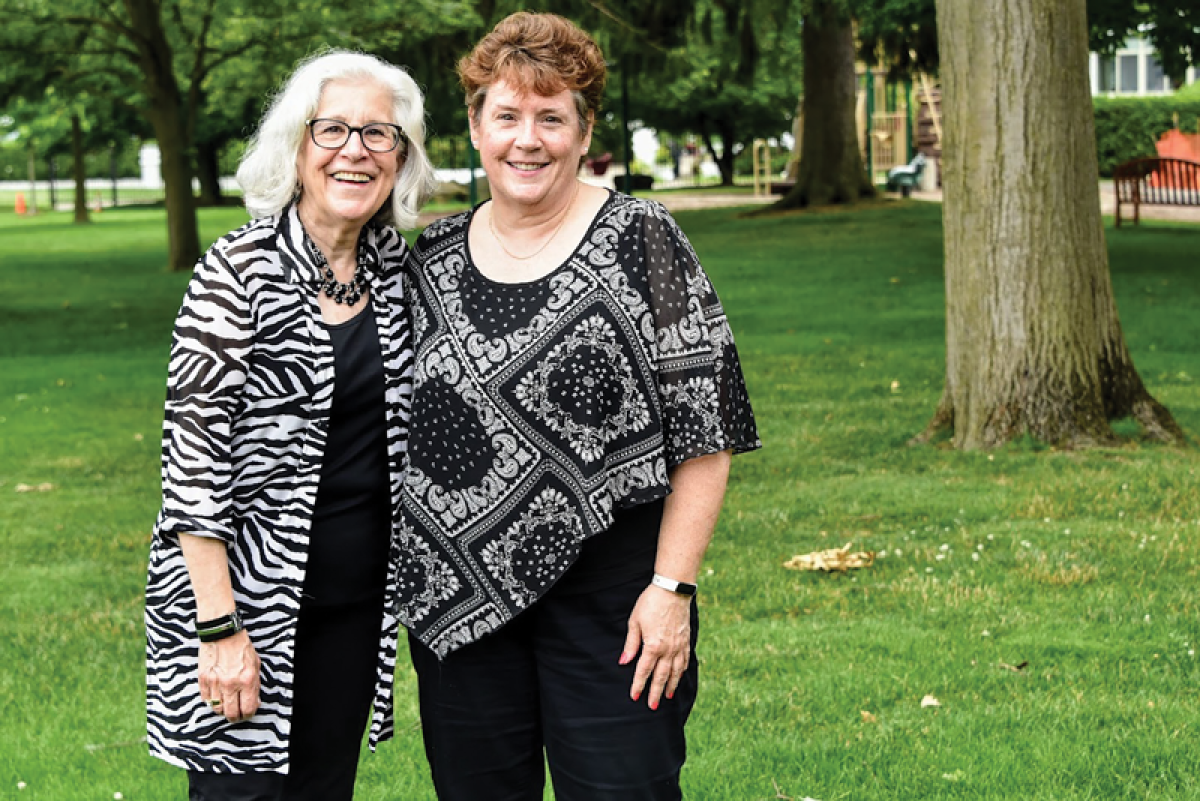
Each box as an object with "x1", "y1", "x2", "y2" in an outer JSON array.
[
  {"x1": 195, "y1": 140, "x2": 224, "y2": 207},
  {"x1": 71, "y1": 113, "x2": 90, "y2": 224},
  {"x1": 699, "y1": 127, "x2": 736, "y2": 187},
  {"x1": 916, "y1": 0, "x2": 1184, "y2": 449},
  {"x1": 125, "y1": 0, "x2": 200, "y2": 272},
  {"x1": 775, "y1": 0, "x2": 873, "y2": 209}
]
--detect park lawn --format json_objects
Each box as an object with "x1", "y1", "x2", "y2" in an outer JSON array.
[{"x1": 1, "y1": 201, "x2": 1198, "y2": 801}]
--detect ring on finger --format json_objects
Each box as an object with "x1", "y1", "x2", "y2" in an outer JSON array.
[{"x1": 207, "y1": 698, "x2": 222, "y2": 709}]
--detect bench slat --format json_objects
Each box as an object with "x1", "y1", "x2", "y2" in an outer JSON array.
[{"x1": 1114, "y1": 156, "x2": 1200, "y2": 226}]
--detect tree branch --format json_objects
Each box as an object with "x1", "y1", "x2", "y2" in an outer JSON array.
[
  {"x1": 58, "y1": 13, "x2": 139, "y2": 44},
  {"x1": 584, "y1": 0, "x2": 669, "y2": 53}
]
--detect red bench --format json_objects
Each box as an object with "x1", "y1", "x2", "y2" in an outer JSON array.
[{"x1": 1113, "y1": 157, "x2": 1200, "y2": 227}]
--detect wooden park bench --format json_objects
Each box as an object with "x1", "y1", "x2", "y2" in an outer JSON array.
[{"x1": 1113, "y1": 157, "x2": 1200, "y2": 227}]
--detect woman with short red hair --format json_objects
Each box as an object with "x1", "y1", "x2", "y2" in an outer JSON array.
[{"x1": 397, "y1": 13, "x2": 760, "y2": 800}]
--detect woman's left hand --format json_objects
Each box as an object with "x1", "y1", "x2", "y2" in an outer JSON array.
[{"x1": 620, "y1": 584, "x2": 692, "y2": 710}]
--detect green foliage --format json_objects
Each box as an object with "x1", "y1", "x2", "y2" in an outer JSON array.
[
  {"x1": 1088, "y1": 0, "x2": 1200, "y2": 81},
  {"x1": 2, "y1": 202, "x2": 1199, "y2": 799},
  {"x1": 732, "y1": 140, "x2": 793, "y2": 174},
  {"x1": 855, "y1": 0, "x2": 939, "y2": 78},
  {"x1": 626, "y1": 0, "x2": 803, "y2": 183},
  {"x1": 1092, "y1": 96, "x2": 1200, "y2": 176},
  {"x1": 851, "y1": 0, "x2": 1200, "y2": 83},
  {"x1": 1176, "y1": 80, "x2": 1200, "y2": 101},
  {"x1": 0, "y1": 124, "x2": 144, "y2": 182}
]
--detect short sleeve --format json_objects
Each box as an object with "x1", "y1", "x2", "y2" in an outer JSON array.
[
  {"x1": 640, "y1": 203, "x2": 761, "y2": 466},
  {"x1": 154, "y1": 246, "x2": 254, "y2": 544}
]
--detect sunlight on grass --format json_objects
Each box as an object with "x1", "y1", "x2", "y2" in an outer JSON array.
[{"x1": 1, "y1": 203, "x2": 1198, "y2": 799}]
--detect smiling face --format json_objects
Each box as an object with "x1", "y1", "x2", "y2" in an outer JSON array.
[
  {"x1": 296, "y1": 79, "x2": 402, "y2": 238},
  {"x1": 470, "y1": 78, "x2": 592, "y2": 212}
]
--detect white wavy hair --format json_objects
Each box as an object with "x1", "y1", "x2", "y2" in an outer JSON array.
[{"x1": 237, "y1": 50, "x2": 437, "y2": 229}]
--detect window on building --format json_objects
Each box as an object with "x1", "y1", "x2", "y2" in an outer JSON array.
[
  {"x1": 1098, "y1": 57, "x2": 1117, "y2": 92},
  {"x1": 1119, "y1": 54, "x2": 1139, "y2": 93},
  {"x1": 1145, "y1": 56, "x2": 1167, "y2": 92}
]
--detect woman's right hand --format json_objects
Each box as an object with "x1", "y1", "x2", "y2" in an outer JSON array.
[{"x1": 197, "y1": 631, "x2": 261, "y2": 722}]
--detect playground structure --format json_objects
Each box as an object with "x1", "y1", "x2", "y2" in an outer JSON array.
[
  {"x1": 756, "y1": 67, "x2": 943, "y2": 198},
  {"x1": 751, "y1": 139, "x2": 776, "y2": 196},
  {"x1": 855, "y1": 67, "x2": 942, "y2": 186}
]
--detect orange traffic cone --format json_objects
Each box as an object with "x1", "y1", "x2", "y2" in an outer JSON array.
[{"x1": 15, "y1": 193, "x2": 26, "y2": 215}]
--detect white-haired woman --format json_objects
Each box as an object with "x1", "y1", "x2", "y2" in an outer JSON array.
[{"x1": 145, "y1": 50, "x2": 435, "y2": 800}]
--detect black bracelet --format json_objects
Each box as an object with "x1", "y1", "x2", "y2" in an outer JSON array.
[{"x1": 196, "y1": 609, "x2": 244, "y2": 643}]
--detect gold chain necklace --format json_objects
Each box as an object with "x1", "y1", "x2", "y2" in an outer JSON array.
[{"x1": 488, "y1": 182, "x2": 580, "y2": 261}]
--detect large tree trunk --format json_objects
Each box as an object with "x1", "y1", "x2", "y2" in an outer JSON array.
[
  {"x1": 126, "y1": 0, "x2": 200, "y2": 272},
  {"x1": 195, "y1": 139, "x2": 224, "y2": 207},
  {"x1": 71, "y1": 113, "x2": 90, "y2": 224},
  {"x1": 699, "y1": 129, "x2": 736, "y2": 187},
  {"x1": 775, "y1": 0, "x2": 873, "y2": 209},
  {"x1": 916, "y1": 0, "x2": 1184, "y2": 449}
]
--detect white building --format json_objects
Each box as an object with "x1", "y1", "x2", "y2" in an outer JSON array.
[{"x1": 1089, "y1": 37, "x2": 1198, "y2": 96}]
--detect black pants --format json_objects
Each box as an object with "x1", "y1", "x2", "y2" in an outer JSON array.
[
  {"x1": 187, "y1": 596, "x2": 384, "y2": 801},
  {"x1": 409, "y1": 573, "x2": 700, "y2": 801}
]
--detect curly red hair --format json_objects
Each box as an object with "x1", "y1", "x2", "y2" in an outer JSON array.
[{"x1": 458, "y1": 12, "x2": 607, "y2": 130}]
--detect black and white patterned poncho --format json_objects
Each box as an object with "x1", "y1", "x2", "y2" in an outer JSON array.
[
  {"x1": 145, "y1": 206, "x2": 413, "y2": 772},
  {"x1": 397, "y1": 191, "x2": 760, "y2": 657}
]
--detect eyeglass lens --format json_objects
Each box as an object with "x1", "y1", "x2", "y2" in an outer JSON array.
[{"x1": 310, "y1": 120, "x2": 402, "y2": 152}]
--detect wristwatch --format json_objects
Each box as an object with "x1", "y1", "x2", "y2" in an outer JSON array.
[
  {"x1": 651, "y1": 573, "x2": 698, "y2": 598},
  {"x1": 196, "y1": 609, "x2": 244, "y2": 643}
]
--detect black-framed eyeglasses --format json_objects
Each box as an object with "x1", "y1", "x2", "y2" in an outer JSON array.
[{"x1": 305, "y1": 118, "x2": 407, "y2": 153}]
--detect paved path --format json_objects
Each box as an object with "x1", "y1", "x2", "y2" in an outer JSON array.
[
  {"x1": 907, "y1": 183, "x2": 1200, "y2": 224},
  {"x1": 418, "y1": 183, "x2": 1200, "y2": 227}
]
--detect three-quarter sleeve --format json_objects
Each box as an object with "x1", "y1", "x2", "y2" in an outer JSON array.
[
  {"x1": 640, "y1": 204, "x2": 761, "y2": 467},
  {"x1": 154, "y1": 248, "x2": 254, "y2": 544}
]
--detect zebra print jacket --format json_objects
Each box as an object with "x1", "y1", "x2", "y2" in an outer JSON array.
[{"x1": 145, "y1": 205, "x2": 413, "y2": 772}]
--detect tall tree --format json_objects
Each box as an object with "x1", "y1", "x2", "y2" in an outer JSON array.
[
  {"x1": 629, "y1": 0, "x2": 802, "y2": 186},
  {"x1": 0, "y1": 88, "x2": 114, "y2": 222},
  {"x1": 775, "y1": 0, "x2": 874, "y2": 208},
  {"x1": 0, "y1": 0, "x2": 475, "y2": 270},
  {"x1": 918, "y1": 0, "x2": 1185, "y2": 449}
]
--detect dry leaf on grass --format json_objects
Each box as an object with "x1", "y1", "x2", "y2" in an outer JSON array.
[
  {"x1": 920, "y1": 694, "x2": 941, "y2": 708},
  {"x1": 783, "y1": 542, "x2": 876, "y2": 572},
  {"x1": 860, "y1": 710, "x2": 878, "y2": 723},
  {"x1": 15, "y1": 483, "x2": 54, "y2": 493},
  {"x1": 998, "y1": 660, "x2": 1029, "y2": 673}
]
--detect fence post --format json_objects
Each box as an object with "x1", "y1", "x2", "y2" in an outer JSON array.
[
  {"x1": 905, "y1": 78, "x2": 915, "y2": 163},
  {"x1": 110, "y1": 142, "x2": 119, "y2": 207},
  {"x1": 865, "y1": 71, "x2": 875, "y2": 179},
  {"x1": 48, "y1": 156, "x2": 57, "y2": 210}
]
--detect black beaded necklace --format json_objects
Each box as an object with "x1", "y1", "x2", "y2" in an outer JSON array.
[{"x1": 306, "y1": 231, "x2": 369, "y2": 306}]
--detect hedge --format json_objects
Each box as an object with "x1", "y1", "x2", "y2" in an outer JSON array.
[{"x1": 1093, "y1": 96, "x2": 1200, "y2": 177}]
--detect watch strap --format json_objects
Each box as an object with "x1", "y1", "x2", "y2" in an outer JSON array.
[
  {"x1": 651, "y1": 573, "x2": 698, "y2": 597},
  {"x1": 196, "y1": 609, "x2": 244, "y2": 643}
]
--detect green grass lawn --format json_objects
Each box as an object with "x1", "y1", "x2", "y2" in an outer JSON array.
[{"x1": 1, "y1": 202, "x2": 1198, "y2": 800}]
